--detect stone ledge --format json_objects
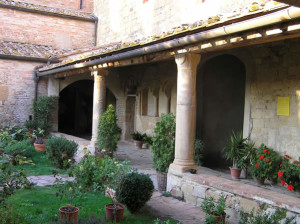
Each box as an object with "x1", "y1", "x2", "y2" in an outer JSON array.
[{"x1": 183, "y1": 173, "x2": 300, "y2": 214}]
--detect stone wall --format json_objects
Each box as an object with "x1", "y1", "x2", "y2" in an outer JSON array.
[
  {"x1": 248, "y1": 39, "x2": 300, "y2": 160},
  {"x1": 0, "y1": 59, "x2": 42, "y2": 126},
  {"x1": 19, "y1": 0, "x2": 93, "y2": 12},
  {"x1": 0, "y1": 8, "x2": 95, "y2": 49},
  {"x1": 94, "y1": 0, "x2": 253, "y2": 45}
]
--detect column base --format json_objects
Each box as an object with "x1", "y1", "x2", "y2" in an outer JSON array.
[
  {"x1": 89, "y1": 138, "x2": 98, "y2": 155},
  {"x1": 169, "y1": 162, "x2": 198, "y2": 176}
]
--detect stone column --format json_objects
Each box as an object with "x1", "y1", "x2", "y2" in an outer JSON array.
[
  {"x1": 48, "y1": 77, "x2": 59, "y2": 132},
  {"x1": 169, "y1": 53, "x2": 201, "y2": 174},
  {"x1": 90, "y1": 68, "x2": 108, "y2": 150}
]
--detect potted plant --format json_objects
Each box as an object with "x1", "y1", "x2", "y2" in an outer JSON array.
[
  {"x1": 98, "y1": 105, "x2": 121, "y2": 157},
  {"x1": 200, "y1": 195, "x2": 227, "y2": 224},
  {"x1": 251, "y1": 144, "x2": 281, "y2": 185},
  {"x1": 131, "y1": 131, "x2": 146, "y2": 149},
  {"x1": 223, "y1": 131, "x2": 249, "y2": 179},
  {"x1": 152, "y1": 113, "x2": 175, "y2": 192},
  {"x1": 54, "y1": 170, "x2": 79, "y2": 224},
  {"x1": 105, "y1": 187, "x2": 125, "y2": 222},
  {"x1": 32, "y1": 128, "x2": 46, "y2": 152},
  {"x1": 142, "y1": 135, "x2": 153, "y2": 149},
  {"x1": 24, "y1": 119, "x2": 38, "y2": 134}
]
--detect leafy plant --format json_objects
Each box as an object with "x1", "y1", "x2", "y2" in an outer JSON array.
[
  {"x1": 32, "y1": 96, "x2": 57, "y2": 134},
  {"x1": 4, "y1": 140, "x2": 35, "y2": 165},
  {"x1": 31, "y1": 128, "x2": 45, "y2": 144},
  {"x1": 200, "y1": 195, "x2": 226, "y2": 216},
  {"x1": 0, "y1": 127, "x2": 28, "y2": 147},
  {"x1": 239, "y1": 207, "x2": 295, "y2": 224},
  {"x1": 131, "y1": 132, "x2": 146, "y2": 141},
  {"x1": 143, "y1": 136, "x2": 153, "y2": 145},
  {"x1": 116, "y1": 172, "x2": 154, "y2": 213},
  {"x1": 194, "y1": 139, "x2": 204, "y2": 166},
  {"x1": 46, "y1": 136, "x2": 78, "y2": 169},
  {"x1": 24, "y1": 120, "x2": 38, "y2": 130},
  {"x1": 251, "y1": 144, "x2": 281, "y2": 181},
  {"x1": 152, "y1": 113, "x2": 176, "y2": 173},
  {"x1": 98, "y1": 105, "x2": 121, "y2": 152},
  {"x1": 223, "y1": 131, "x2": 251, "y2": 168},
  {"x1": 278, "y1": 155, "x2": 300, "y2": 192},
  {"x1": 73, "y1": 154, "x2": 132, "y2": 193},
  {"x1": 153, "y1": 219, "x2": 180, "y2": 224}
]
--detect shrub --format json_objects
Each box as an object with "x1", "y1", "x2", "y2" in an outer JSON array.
[
  {"x1": 24, "y1": 120, "x2": 38, "y2": 130},
  {"x1": 0, "y1": 126, "x2": 28, "y2": 147},
  {"x1": 152, "y1": 113, "x2": 175, "y2": 173},
  {"x1": 33, "y1": 96, "x2": 57, "y2": 134},
  {"x1": 200, "y1": 195, "x2": 226, "y2": 216},
  {"x1": 194, "y1": 139, "x2": 204, "y2": 166},
  {"x1": 251, "y1": 144, "x2": 281, "y2": 181},
  {"x1": 131, "y1": 132, "x2": 146, "y2": 141},
  {"x1": 46, "y1": 136, "x2": 78, "y2": 169},
  {"x1": 98, "y1": 105, "x2": 121, "y2": 152},
  {"x1": 4, "y1": 140, "x2": 35, "y2": 162},
  {"x1": 116, "y1": 172, "x2": 154, "y2": 213},
  {"x1": 73, "y1": 155, "x2": 132, "y2": 192}
]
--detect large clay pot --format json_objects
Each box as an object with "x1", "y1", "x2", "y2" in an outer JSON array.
[
  {"x1": 230, "y1": 167, "x2": 242, "y2": 179},
  {"x1": 34, "y1": 143, "x2": 46, "y2": 152},
  {"x1": 157, "y1": 172, "x2": 167, "y2": 192},
  {"x1": 105, "y1": 203, "x2": 125, "y2": 222},
  {"x1": 134, "y1": 140, "x2": 143, "y2": 149},
  {"x1": 215, "y1": 213, "x2": 226, "y2": 224},
  {"x1": 59, "y1": 206, "x2": 79, "y2": 224}
]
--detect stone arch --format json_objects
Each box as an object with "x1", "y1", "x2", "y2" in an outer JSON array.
[{"x1": 196, "y1": 54, "x2": 246, "y2": 168}]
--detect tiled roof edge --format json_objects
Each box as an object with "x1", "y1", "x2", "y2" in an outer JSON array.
[{"x1": 0, "y1": 0, "x2": 97, "y2": 21}]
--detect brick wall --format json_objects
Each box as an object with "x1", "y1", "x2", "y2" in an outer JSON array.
[
  {"x1": 94, "y1": 0, "x2": 253, "y2": 45},
  {"x1": 19, "y1": 0, "x2": 94, "y2": 12},
  {"x1": 0, "y1": 59, "x2": 43, "y2": 126},
  {"x1": 0, "y1": 8, "x2": 95, "y2": 50},
  {"x1": 248, "y1": 39, "x2": 300, "y2": 160}
]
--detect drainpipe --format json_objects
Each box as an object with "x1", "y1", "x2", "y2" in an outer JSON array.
[
  {"x1": 37, "y1": 6, "x2": 300, "y2": 77},
  {"x1": 33, "y1": 65, "x2": 42, "y2": 101},
  {"x1": 94, "y1": 17, "x2": 98, "y2": 46}
]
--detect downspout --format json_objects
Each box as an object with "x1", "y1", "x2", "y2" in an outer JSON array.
[
  {"x1": 33, "y1": 65, "x2": 42, "y2": 101},
  {"x1": 37, "y1": 6, "x2": 300, "y2": 77},
  {"x1": 94, "y1": 17, "x2": 98, "y2": 46}
]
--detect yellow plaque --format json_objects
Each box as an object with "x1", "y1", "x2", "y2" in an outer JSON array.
[{"x1": 277, "y1": 97, "x2": 290, "y2": 116}]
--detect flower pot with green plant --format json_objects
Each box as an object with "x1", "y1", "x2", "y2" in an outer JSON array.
[
  {"x1": 131, "y1": 131, "x2": 146, "y2": 149},
  {"x1": 32, "y1": 128, "x2": 46, "y2": 152},
  {"x1": 277, "y1": 155, "x2": 300, "y2": 192},
  {"x1": 200, "y1": 195, "x2": 227, "y2": 224},
  {"x1": 142, "y1": 135, "x2": 152, "y2": 149},
  {"x1": 54, "y1": 170, "x2": 79, "y2": 224},
  {"x1": 223, "y1": 131, "x2": 249, "y2": 179},
  {"x1": 24, "y1": 119, "x2": 38, "y2": 134},
  {"x1": 98, "y1": 105, "x2": 121, "y2": 157},
  {"x1": 251, "y1": 144, "x2": 281, "y2": 185},
  {"x1": 152, "y1": 113, "x2": 175, "y2": 192}
]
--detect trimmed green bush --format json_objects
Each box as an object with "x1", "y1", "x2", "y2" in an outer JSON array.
[
  {"x1": 46, "y1": 136, "x2": 78, "y2": 169},
  {"x1": 151, "y1": 113, "x2": 175, "y2": 173},
  {"x1": 98, "y1": 105, "x2": 121, "y2": 152},
  {"x1": 4, "y1": 140, "x2": 34, "y2": 159},
  {"x1": 116, "y1": 172, "x2": 154, "y2": 213}
]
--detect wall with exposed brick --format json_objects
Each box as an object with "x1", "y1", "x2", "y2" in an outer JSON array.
[
  {"x1": 94, "y1": 0, "x2": 253, "y2": 45},
  {"x1": 0, "y1": 59, "x2": 43, "y2": 126},
  {"x1": 19, "y1": 0, "x2": 94, "y2": 12},
  {"x1": 248, "y1": 39, "x2": 300, "y2": 160},
  {"x1": 0, "y1": 8, "x2": 95, "y2": 50}
]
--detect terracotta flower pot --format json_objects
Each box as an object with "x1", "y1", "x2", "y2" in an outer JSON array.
[
  {"x1": 215, "y1": 213, "x2": 226, "y2": 224},
  {"x1": 255, "y1": 178, "x2": 265, "y2": 185},
  {"x1": 34, "y1": 143, "x2": 46, "y2": 152},
  {"x1": 105, "y1": 203, "x2": 125, "y2": 222},
  {"x1": 59, "y1": 206, "x2": 79, "y2": 224},
  {"x1": 157, "y1": 172, "x2": 167, "y2": 192},
  {"x1": 134, "y1": 140, "x2": 143, "y2": 149},
  {"x1": 230, "y1": 167, "x2": 242, "y2": 179}
]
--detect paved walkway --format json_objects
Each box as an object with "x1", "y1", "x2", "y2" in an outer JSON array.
[{"x1": 28, "y1": 134, "x2": 236, "y2": 224}]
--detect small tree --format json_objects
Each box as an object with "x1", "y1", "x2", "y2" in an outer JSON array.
[
  {"x1": 98, "y1": 105, "x2": 121, "y2": 153},
  {"x1": 151, "y1": 113, "x2": 175, "y2": 173}
]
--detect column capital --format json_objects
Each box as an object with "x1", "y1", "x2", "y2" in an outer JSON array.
[
  {"x1": 91, "y1": 68, "x2": 109, "y2": 77},
  {"x1": 175, "y1": 53, "x2": 201, "y2": 69}
]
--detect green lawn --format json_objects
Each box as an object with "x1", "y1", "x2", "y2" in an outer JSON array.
[
  {"x1": 17, "y1": 149, "x2": 67, "y2": 176},
  {"x1": 7, "y1": 186, "x2": 163, "y2": 224}
]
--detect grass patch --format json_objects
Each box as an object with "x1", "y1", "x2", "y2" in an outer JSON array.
[
  {"x1": 7, "y1": 186, "x2": 162, "y2": 224},
  {"x1": 17, "y1": 149, "x2": 67, "y2": 176}
]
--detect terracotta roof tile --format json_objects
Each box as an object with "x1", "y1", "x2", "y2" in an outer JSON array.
[
  {"x1": 0, "y1": 40, "x2": 60, "y2": 59},
  {"x1": 0, "y1": 0, "x2": 96, "y2": 20},
  {"x1": 36, "y1": 0, "x2": 288, "y2": 71}
]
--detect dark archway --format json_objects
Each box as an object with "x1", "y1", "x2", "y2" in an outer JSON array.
[
  {"x1": 58, "y1": 80, "x2": 116, "y2": 139},
  {"x1": 196, "y1": 54, "x2": 246, "y2": 168}
]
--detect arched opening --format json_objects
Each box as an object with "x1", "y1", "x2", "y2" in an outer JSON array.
[
  {"x1": 196, "y1": 54, "x2": 246, "y2": 168},
  {"x1": 58, "y1": 80, "x2": 116, "y2": 139}
]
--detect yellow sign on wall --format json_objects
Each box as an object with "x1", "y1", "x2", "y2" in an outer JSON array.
[{"x1": 277, "y1": 97, "x2": 290, "y2": 116}]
